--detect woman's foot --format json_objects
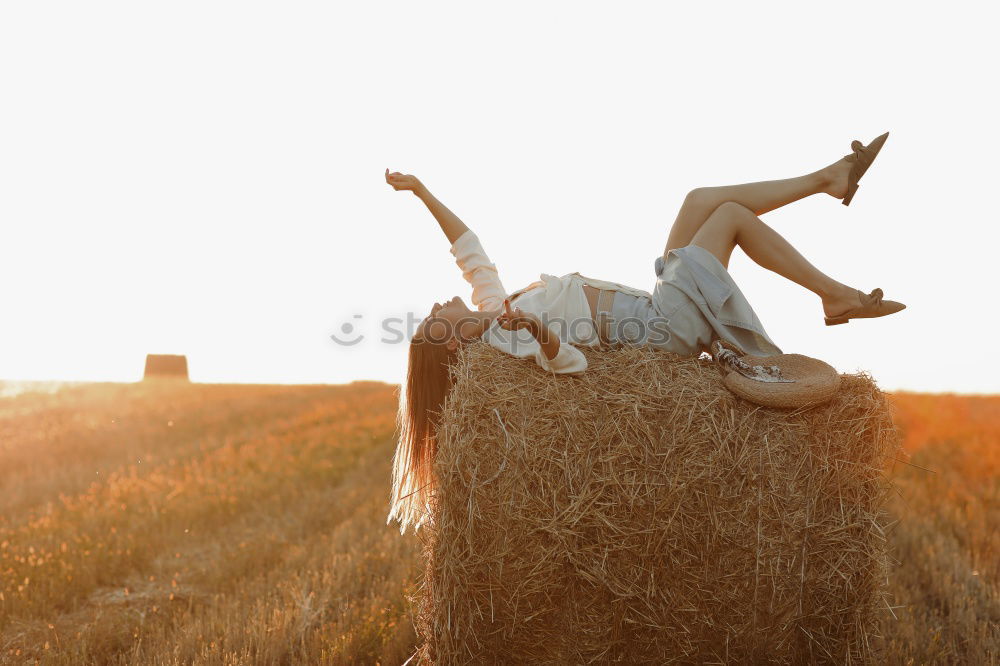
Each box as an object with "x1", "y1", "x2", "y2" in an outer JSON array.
[
  {"x1": 822, "y1": 285, "x2": 906, "y2": 323},
  {"x1": 822, "y1": 285, "x2": 862, "y2": 319},
  {"x1": 817, "y1": 157, "x2": 853, "y2": 200}
]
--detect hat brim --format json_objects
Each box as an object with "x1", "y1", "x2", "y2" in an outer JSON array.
[{"x1": 723, "y1": 353, "x2": 841, "y2": 409}]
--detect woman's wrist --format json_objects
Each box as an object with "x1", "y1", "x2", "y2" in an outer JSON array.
[
  {"x1": 524, "y1": 313, "x2": 544, "y2": 339},
  {"x1": 531, "y1": 316, "x2": 561, "y2": 360}
]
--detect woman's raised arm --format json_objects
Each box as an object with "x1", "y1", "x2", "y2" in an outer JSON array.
[
  {"x1": 386, "y1": 168, "x2": 507, "y2": 311},
  {"x1": 385, "y1": 169, "x2": 468, "y2": 244}
]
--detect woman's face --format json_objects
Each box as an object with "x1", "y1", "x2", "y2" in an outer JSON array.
[{"x1": 415, "y1": 296, "x2": 475, "y2": 345}]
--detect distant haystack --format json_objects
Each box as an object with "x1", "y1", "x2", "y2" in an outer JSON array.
[
  {"x1": 413, "y1": 341, "x2": 900, "y2": 664},
  {"x1": 143, "y1": 354, "x2": 189, "y2": 381}
]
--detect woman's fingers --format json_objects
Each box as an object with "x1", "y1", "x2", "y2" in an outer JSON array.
[
  {"x1": 497, "y1": 305, "x2": 529, "y2": 331},
  {"x1": 386, "y1": 172, "x2": 414, "y2": 191},
  {"x1": 386, "y1": 171, "x2": 418, "y2": 191},
  {"x1": 498, "y1": 304, "x2": 512, "y2": 330}
]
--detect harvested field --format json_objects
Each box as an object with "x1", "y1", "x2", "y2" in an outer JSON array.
[{"x1": 0, "y1": 376, "x2": 994, "y2": 663}]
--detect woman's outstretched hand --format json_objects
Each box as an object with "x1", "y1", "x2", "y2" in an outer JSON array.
[{"x1": 385, "y1": 169, "x2": 425, "y2": 195}]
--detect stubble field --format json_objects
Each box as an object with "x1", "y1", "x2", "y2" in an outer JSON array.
[{"x1": 0, "y1": 381, "x2": 996, "y2": 664}]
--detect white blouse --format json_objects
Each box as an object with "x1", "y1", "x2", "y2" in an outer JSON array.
[{"x1": 449, "y1": 230, "x2": 593, "y2": 374}]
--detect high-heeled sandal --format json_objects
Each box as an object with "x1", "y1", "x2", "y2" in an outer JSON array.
[
  {"x1": 842, "y1": 131, "x2": 890, "y2": 206},
  {"x1": 824, "y1": 287, "x2": 906, "y2": 326}
]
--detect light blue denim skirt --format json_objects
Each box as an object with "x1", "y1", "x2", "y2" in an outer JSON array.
[{"x1": 606, "y1": 245, "x2": 783, "y2": 358}]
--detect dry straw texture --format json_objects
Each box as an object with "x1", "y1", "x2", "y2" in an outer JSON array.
[{"x1": 413, "y1": 341, "x2": 901, "y2": 664}]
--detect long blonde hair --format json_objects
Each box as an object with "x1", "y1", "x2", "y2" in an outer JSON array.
[{"x1": 387, "y1": 336, "x2": 458, "y2": 534}]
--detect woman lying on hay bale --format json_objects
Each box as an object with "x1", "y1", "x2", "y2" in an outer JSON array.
[{"x1": 386, "y1": 132, "x2": 904, "y2": 534}]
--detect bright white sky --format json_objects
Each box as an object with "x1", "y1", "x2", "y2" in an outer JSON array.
[{"x1": 0, "y1": 2, "x2": 997, "y2": 393}]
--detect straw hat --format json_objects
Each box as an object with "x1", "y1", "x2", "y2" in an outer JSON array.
[{"x1": 710, "y1": 339, "x2": 841, "y2": 409}]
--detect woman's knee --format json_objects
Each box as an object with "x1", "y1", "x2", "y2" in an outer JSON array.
[
  {"x1": 684, "y1": 187, "x2": 718, "y2": 212},
  {"x1": 700, "y1": 202, "x2": 749, "y2": 234}
]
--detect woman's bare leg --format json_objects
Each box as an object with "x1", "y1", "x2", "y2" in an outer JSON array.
[
  {"x1": 663, "y1": 157, "x2": 854, "y2": 255},
  {"x1": 688, "y1": 201, "x2": 862, "y2": 319}
]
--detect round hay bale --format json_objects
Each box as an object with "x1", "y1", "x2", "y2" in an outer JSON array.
[
  {"x1": 414, "y1": 340, "x2": 901, "y2": 664},
  {"x1": 143, "y1": 354, "x2": 189, "y2": 381}
]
